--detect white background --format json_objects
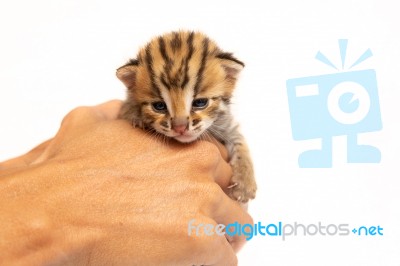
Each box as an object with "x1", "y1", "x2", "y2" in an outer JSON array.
[{"x1": 1, "y1": 0, "x2": 399, "y2": 265}]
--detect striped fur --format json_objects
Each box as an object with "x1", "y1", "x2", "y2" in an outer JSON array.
[{"x1": 117, "y1": 31, "x2": 256, "y2": 202}]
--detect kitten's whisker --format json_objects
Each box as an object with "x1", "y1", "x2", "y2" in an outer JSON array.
[
  {"x1": 162, "y1": 134, "x2": 169, "y2": 148},
  {"x1": 200, "y1": 132, "x2": 211, "y2": 144},
  {"x1": 201, "y1": 131, "x2": 214, "y2": 143},
  {"x1": 207, "y1": 128, "x2": 232, "y2": 145},
  {"x1": 208, "y1": 123, "x2": 231, "y2": 132}
]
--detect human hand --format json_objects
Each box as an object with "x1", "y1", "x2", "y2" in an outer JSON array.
[{"x1": 0, "y1": 100, "x2": 252, "y2": 265}]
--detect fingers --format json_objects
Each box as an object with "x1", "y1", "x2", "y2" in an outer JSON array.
[
  {"x1": 61, "y1": 100, "x2": 123, "y2": 128},
  {"x1": 213, "y1": 154, "x2": 233, "y2": 190},
  {"x1": 1, "y1": 100, "x2": 122, "y2": 168},
  {"x1": 191, "y1": 142, "x2": 252, "y2": 254},
  {"x1": 92, "y1": 100, "x2": 123, "y2": 121},
  {"x1": 211, "y1": 193, "x2": 254, "y2": 253},
  {"x1": 196, "y1": 142, "x2": 251, "y2": 253},
  {"x1": 212, "y1": 238, "x2": 238, "y2": 266},
  {"x1": 191, "y1": 140, "x2": 232, "y2": 190},
  {"x1": 192, "y1": 233, "x2": 238, "y2": 266},
  {"x1": 31, "y1": 100, "x2": 123, "y2": 164}
]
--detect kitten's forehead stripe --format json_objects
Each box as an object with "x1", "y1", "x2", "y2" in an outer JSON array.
[
  {"x1": 158, "y1": 36, "x2": 173, "y2": 85},
  {"x1": 158, "y1": 36, "x2": 169, "y2": 64},
  {"x1": 145, "y1": 43, "x2": 162, "y2": 98},
  {"x1": 194, "y1": 37, "x2": 209, "y2": 96},
  {"x1": 176, "y1": 60, "x2": 185, "y2": 88},
  {"x1": 181, "y1": 32, "x2": 195, "y2": 89},
  {"x1": 160, "y1": 73, "x2": 171, "y2": 90},
  {"x1": 170, "y1": 32, "x2": 182, "y2": 52}
]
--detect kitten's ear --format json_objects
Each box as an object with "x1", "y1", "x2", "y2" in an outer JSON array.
[
  {"x1": 116, "y1": 59, "x2": 139, "y2": 89},
  {"x1": 216, "y1": 52, "x2": 245, "y2": 80}
]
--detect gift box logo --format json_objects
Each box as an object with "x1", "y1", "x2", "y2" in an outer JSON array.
[{"x1": 286, "y1": 40, "x2": 382, "y2": 168}]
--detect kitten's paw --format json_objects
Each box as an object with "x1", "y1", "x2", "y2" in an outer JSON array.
[
  {"x1": 229, "y1": 179, "x2": 257, "y2": 203},
  {"x1": 228, "y1": 161, "x2": 257, "y2": 203}
]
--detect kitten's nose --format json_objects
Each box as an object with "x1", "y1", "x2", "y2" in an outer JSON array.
[
  {"x1": 173, "y1": 124, "x2": 187, "y2": 134},
  {"x1": 172, "y1": 117, "x2": 188, "y2": 134}
]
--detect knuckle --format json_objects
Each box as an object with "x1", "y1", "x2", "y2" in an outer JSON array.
[
  {"x1": 246, "y1": 213, "x2": 254, "y2": 226},
  {"x1": 202, "y1": 182, "x2": 224, "y2": 207},
  {"x1": 202, "y1": 142, "x2": 222, "y2": 160},
  {"x1": 61, "y1": 106, "x2": 91, "y2": 126},
  {"x1": 206, "y1": 182, "x2": 223, "y2": 197},
  {"x1": 187, "y1": 181, "x2": 222, "y2": 200},
  {"x1": 179, "y1": 181, "x2": 223, "y2": 210},
  {"x1": 192, "y1": 141, "x2": 221, "y2": 167},
  {"x1": 67, "y1": 106, "x2": 90, "y2": 117}
]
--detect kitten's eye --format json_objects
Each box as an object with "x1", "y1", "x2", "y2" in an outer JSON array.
[
  {"x1": 192, "y1": 98, "x2": 209, "y2": 109},
  {"x1": 152, "y1": 101, "x2": 167, "y2": 112}
]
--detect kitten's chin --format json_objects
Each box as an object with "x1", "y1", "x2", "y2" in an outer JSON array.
[{"x1": 173, "y1": 134, "x2": 198, "y2": 143}]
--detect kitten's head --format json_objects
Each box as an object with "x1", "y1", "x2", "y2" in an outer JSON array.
[{"x1": 117, "y1": 31, "x2": 244, "y2": 143}]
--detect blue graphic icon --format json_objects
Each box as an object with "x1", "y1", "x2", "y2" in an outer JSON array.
[{"x1": 286, "y1": 40, "x2": 382, "y2": 168}]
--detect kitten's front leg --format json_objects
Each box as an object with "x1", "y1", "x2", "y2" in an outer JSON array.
[{"x1": 227, "y1": 138, "x2": 257, "y2": 203}]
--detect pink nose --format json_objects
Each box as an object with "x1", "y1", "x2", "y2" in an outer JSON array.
[{"x1": 173, "y1": 124, "x2": 187, "y2": 134}]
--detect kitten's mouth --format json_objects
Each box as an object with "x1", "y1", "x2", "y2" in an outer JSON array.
[{"x1": 173, "y1": 133, "x2": 198, "y2": 143}]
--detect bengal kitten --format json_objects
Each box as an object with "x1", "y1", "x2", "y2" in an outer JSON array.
[{"x1": 116, "y1": 31, "x2": 256, "y2": 202}]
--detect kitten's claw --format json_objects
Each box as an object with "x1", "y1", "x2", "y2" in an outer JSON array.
[
  {"x1": 228, "y1": 182, "x2": 255, "y2": 203},
  {"x1": 227, "y1": 182, "x2": 238, "y2": 189},
  {"x1": 230, "y1": 183, "x2": 257, "y2": 203},
  {"x1": 229, "y1": 157, "x2": 257, "y2": 203}
]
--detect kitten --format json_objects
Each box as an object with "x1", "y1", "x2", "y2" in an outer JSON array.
[{"x1": 116, "y1": 31, "x2": 256, "y2": 202}]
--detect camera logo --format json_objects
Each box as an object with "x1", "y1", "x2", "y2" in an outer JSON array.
[{"x1": 286, "y1": 40, "x2": 382, "y2": 168}]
